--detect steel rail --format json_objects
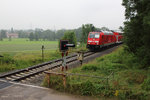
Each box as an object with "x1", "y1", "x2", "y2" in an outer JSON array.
[{"x1": 0, "y1": 51, "x2": 94, "y2": 82}]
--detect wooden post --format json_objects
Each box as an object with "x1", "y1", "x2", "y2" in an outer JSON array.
[
  {"x1": 41, "y1": 45, "x2": 45, "y2": 61},
  {"x1": 47, "y1": 73, "x2": 50, "y2": 87},
  {"x1": 77, "y1": 51, "x2": 84, "y2": 65},
  {"x1": 61, "y1": 51, "x2": 67, "y2": 71},
  {"x1": 65, "y1": 51, "x2": 68, "y2": 71},
  {"x1": 63, "y1": 74, "x2": 66, "y2": 88},
  {"x1": 61, "y1": 52, "x2": 64, "y2": 71},
  {"x1": 44, "y1": 72, "x2": 67, "y2": 89}
]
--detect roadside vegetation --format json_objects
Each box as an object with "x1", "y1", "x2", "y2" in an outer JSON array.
[
  {"x1": 43, "y1": 46, "x2": 150, "y2": 99},
  {"x1": 0, "y1": 50, "x2": 61, "y2": 73}
]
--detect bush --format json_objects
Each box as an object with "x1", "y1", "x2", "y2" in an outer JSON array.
[
  {"x1": 94, "y1": 84, "x2": 105, "y2": 95},
  {"x1": 61, "y1": 31, "x2": 77, "y2": 47},
  {"x1": 81, "y1": 64, "x2": 99, "y2": 71},
  {"x1": 0, "y1": 54, "x2": 16, "y2": 72},
  {"x1": 118, "y1": 90, "x2": 149, "y2": 100},
  {"x1": 0, "y1": 64, "x2": 15, "y2": 72},
  {"x1": 42, "y1": 75, "x2": 65, "y2": 91},
  {"x1": 141, "y1": 77, "x2": 150, "y2": 91},
  {"x1": 80, "y1": 80, "x2": 95, "y2": 95},
  {"x1": 0, "y1": 54, "x2": 15, "y2": 64},
  {"x1": 125, "y1": 71, "x2": 146, "y2": 84}
]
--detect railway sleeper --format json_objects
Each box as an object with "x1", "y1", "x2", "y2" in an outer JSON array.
[
  {"x1": 29, "y1": 70, "x2": 37, "y2": 73},
  {"x1": 6, "y1": 77, "x2": 14, "y2": 81},
  {"x1": 26, "y1": 78, "x2": 31, "y2": 81},
  {"x1": 10, "y1": 75, "x2": 20, "y2": 79},
  {"x1": 15, "y1": 74, "x2": 24, "y2": 77},
  {"x1": 20, "y1": 72, "x2": 28, "y2": 75},
  {"x1": 21, "y1": 80, "x2": 26, "y2": 83},
  {"x1": 30, "y1": 76, "x2": 35, "y2": 79}
]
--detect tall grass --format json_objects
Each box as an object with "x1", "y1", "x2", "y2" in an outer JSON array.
[
  {"x1": 43, "y1": 45, "x2": 150, "y2": 99},
  {"x1": 0, "y1": 50, "x2": 61, "y2": 73}
]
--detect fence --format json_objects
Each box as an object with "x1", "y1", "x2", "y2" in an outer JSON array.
[{"x1": 44, "y1": 71, "x2": 114, "y2": 88}]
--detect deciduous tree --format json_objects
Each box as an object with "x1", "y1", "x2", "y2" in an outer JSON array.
[
  {"x1": 1, "y1": 30, "x2": 7, "y2": 38},
  {"x1": 122, "y1": 0, "x2": 150, "y2": 68},
  {"x1": 29, "y1": 32, "x2": 34, "y2": 41},
  {"x1": 62, "y1": 31, "x2": 77, "y2": 46},
  {"x1": 81, "y1": 24, "x2": 95, "y2": 43}
]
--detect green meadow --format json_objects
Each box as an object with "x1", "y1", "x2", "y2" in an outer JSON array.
[
  {"x1": 0, "y1": 38, "x2": 86, "y2": 73},
  {"x1": 0, "y1": 38, "x2": 60, "y2": 72},
  {"x1": 0, "y1": 38, "x2": 58, "y2": 53}
]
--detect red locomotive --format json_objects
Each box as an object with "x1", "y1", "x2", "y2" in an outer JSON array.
[{"x1": 87, "y1": 30, "x2": 123, "y2": 51}]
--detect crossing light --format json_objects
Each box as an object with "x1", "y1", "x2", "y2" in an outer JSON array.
[{"x1": 60, "y1": 40, "x2": 75, "y2": 51}]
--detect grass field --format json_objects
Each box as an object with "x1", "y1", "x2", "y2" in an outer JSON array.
[
  {"x1": 0, "y1": 38, "x2": 58, "y2": 53},
  {"x1": 0, "y1": 38, "x2": 86, "y2": 73},
  {"x1": 0, "y1": 38, "x2": 60, "y2": 73}
]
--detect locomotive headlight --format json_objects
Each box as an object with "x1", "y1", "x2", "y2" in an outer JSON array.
[{"x1": 95, "y1": 41, "x2": 99, "y2": 43}]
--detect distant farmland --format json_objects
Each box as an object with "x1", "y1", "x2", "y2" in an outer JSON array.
[
  {"x1": 0, "y1": 38, "x2": 60, "y2": 72},
  {"x1": 0, "y1": 38, "x2": 58, "y2": 53}
]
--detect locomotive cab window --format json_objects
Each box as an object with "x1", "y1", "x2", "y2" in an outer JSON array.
[
  {"x1": 89, "y1": 33, "x2": 95, "y2": 38},
  {"x1": 95, "y1": 33, "x2": 100, "y2": 38},
  {"x1": 89, "y1": 33, "x2": 100, "y2": 38}
]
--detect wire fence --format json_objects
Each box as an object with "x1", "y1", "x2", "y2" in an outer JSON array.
[{"x1": 44, "y1": 71, "x2": 114, "y2": 88}]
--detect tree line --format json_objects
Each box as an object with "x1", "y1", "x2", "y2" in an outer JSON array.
[
  {"x1": 0, "y1": 28, "x2": 81, "y2": 41},
  {"x1": 122, "y1": 0, "x2": 150, "y2": 68},
  {"x1": 0, "y1": 25, "x2": 110, "y2": 43},
  {"x1": 0, "y1": 30, "x2": 7, "y2": 41}
]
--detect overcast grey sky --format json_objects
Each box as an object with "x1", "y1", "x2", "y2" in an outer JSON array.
[{"x1": 0, "y1": 0, "x2": 125, "y2": 30}]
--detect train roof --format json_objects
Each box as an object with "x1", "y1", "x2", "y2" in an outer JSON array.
[
  {"x1": 111, "y1": 30, "x2": 123, "y2": 34},
  {"x1": 101, "y1": 30, "x2": 113, "y2": 35},
  {"x1": 90, "y1": 30, "x2": 114, "y2": 35}
]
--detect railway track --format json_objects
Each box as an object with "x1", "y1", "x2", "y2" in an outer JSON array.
[{"x1": 0, "y1": 51, "x2": 95, "y2": 82}]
